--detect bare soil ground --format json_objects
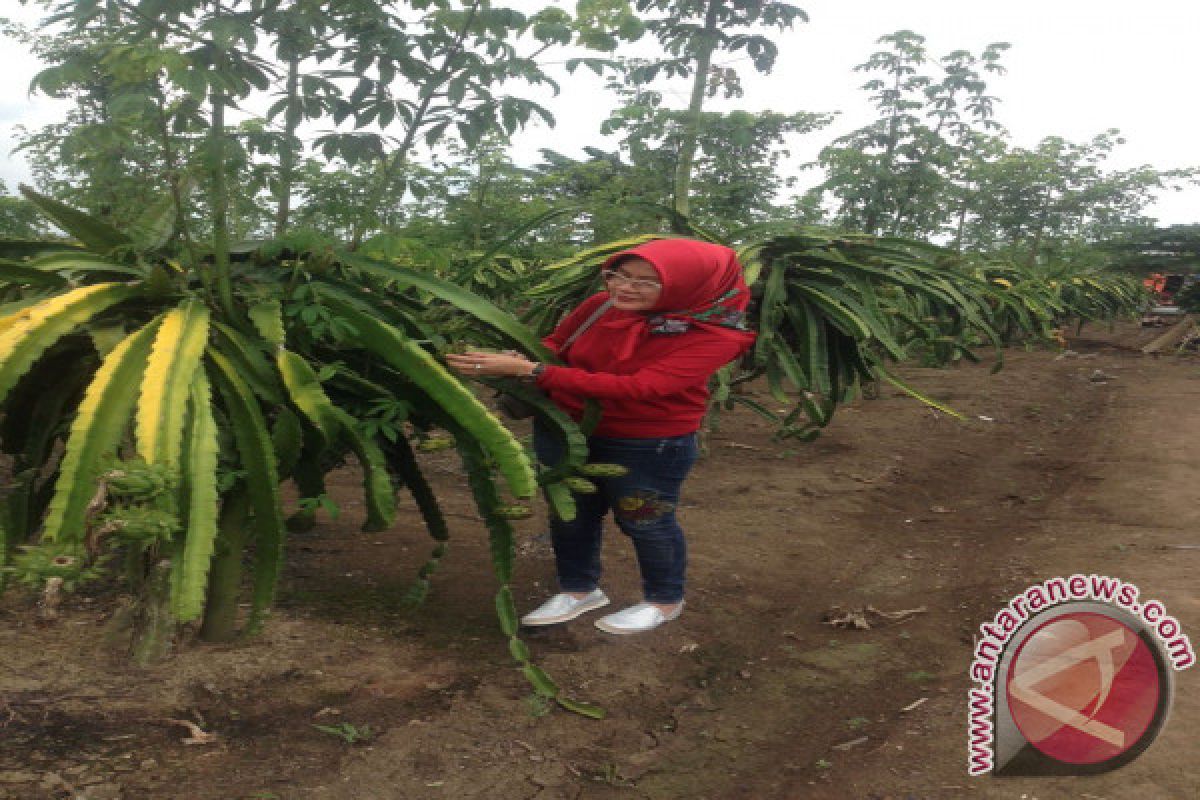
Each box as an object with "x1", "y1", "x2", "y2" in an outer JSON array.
[{"x1": 3, "y1": 321, "x2": 1199, "y2": 800}]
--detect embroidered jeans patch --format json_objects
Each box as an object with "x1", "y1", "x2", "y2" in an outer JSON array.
[{"x1": 614, "y1": 490, "x2": 676, "y2": 527}]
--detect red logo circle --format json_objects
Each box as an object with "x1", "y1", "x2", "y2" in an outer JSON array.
[{"x1": 1006, "y1": 611, "x2": 1161, "y2": 765}]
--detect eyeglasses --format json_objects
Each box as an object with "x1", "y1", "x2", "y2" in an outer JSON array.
[{"x1": 601, "y1": 269, "x2": 662, "y2": 293}]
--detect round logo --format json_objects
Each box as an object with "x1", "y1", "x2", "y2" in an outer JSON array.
[{"x1": 1005, "y1": 611, "x2": 1162, "y2": 766}]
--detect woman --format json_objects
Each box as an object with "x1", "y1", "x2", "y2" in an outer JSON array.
[{"x1": 445, "y1": 238, "x2": 756, "y2": 634}]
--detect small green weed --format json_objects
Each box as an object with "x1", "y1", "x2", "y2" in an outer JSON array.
[
  {"x1": 523, "y1": 692, "x2": 553, "y2": 719},
  {"x1": 312, "y1": 722, "x2": 375, "y2": 744}
]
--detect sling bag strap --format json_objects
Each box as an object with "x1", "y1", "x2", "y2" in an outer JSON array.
[
  {"x1": 558, "y1": 299, "x2": 614, "y2": 356},
  {"x1": 494, "y1": 299, "x2": 613, "y2": 421}
]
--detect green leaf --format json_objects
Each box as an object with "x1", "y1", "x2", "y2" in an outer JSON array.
[
  {"x1": 25, "y1": 252, "x2": 145, "y2": 278},
  {"x1": 491, "y1": 380, "x2": 587, "y2": 483},
  {"x1": 0, "y1": 240, "x2": 84, "y2": 260},
  {"x1": 210, "y1": 322, "x2": 284, "y2": 405},
  {"x1": 270, "y1": 408, "x2": 304, "y2": 478},
  {"x1": 334, "y1": 251, "x2": 553, "y2": 361},
  {"x1": 128, "y1": 187, "x2": 184, "y2": 252},
  {"x1": 41, "y1": 317, "x2": 163, "y2": 544},
  {"x1": 0, "y1": 259, "x2": 68, "y2": 288},
  {"x1": 320, "y1": 292, "x2": 536, "y2": 499},
  {"x1": 792, "y1": 285, "x2": 873, "y2": 341},
  {"x1": 451, "y1": 428, "x2": 525, "y2": 620},
  {"x1": 135, "y1": 299, "x2": 210, "y2": 467},
  {"x1": 508, "y1": 636, "x2": 531, "y2": 663},
  {"x1": 521, "y1": 664, "x2": 560, "y2": 699},
  {"x1": 87, "y1": 322, "x2": 128, "y2": 358},
  {"x1": 543, "y1": 481, "x2": 576, "y2": 523},
  {"x1": 330, "y1": 409, "x2": 395, "y2": 532},
  {"x1": 556, "y1": 695, "x2": 606, "y2": 719},
  {"x1": 727, "y1": 395, "x2": 784, "y2": 427},
  {"x1": 208, "y1": 351, "x2": 285, "y2": 636},
  {"x1": 171, "y1": 368, "x2": 220, "y2": 621},
  {"x1": 381, "y1": 429, "x2": 448, "y2": 543},
  {"x1": 277, "y1": 348, "x2": 342, "y2": 444},
  {"x1": 0, "y1": 283, "x2": 137, "y2": 410},
  {"x1": 496, "y1": 586, "x2": 519, "y2": 637},
  {"x1": 248, "y1": 299, "x2": 284, "y2": 347},
  {"x1": 18, "y1": 185, "x2": 132, "y2": 254},
  {"x1": 877, "y1": 369, "x2": 965, "y2": 420},
  {"x1": 454, "y1": 206, "x2": 584, "y2": 286}
]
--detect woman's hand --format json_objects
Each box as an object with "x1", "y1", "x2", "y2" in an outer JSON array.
[{"x1": 444, "y1": 350, "x2": 538, "y2": 378}]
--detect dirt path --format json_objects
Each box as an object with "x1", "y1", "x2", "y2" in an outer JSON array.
[{"x1": 2, "y1": 323, "x2": 1197, "y2": 800}]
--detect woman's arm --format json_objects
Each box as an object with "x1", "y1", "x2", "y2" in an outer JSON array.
[
  {"x1": 536, "y1": 336, "x2": 744, "y2": 400},
  {"x1": 445, "y1": 294, "x2": 613, "y2": 377}
]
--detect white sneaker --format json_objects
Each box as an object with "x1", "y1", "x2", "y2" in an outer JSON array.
[
  {"x1": 594, "y1": 601, "x2": 684, "y2": 635},
  {"x1": 520, "y1": 589, "x2": 610, "y2": 626}
]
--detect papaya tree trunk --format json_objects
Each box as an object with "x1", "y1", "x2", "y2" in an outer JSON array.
[
  {"x1": 208, "y1": 3, "x2": 234, "y2": 317},
  {"x1": 351, "y1": 0, "x2": 482, "y2": 248},
  {"x1": 952, "y1": 187, "x2": 971, "y2": 252},
  {"x1": 274, "y1": 55, "x2": 301, "y2": 239},
  {"x1": 864, "y1": 71, "x2": 905, "y2": 235},
  {"x1": 209, "y1": 88, "x2": 234, "y2": 318},
  {"x1": 1025, "y1": 188, "x2": 1054, "y2": 267},
  {"x1": 199, "y1": 489, "x2": 250, "y2": 642},
  {"x1": 673, "y1": 0, "x2": 721, "y2": 222}
]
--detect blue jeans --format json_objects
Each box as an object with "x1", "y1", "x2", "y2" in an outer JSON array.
[{"x1": 533, "y1": 419, "x2": 699, "y2": 604}]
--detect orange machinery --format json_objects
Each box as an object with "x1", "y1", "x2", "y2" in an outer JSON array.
[{"x1": 1143, "y1": 273, "x2": 1185, "y2": 304}]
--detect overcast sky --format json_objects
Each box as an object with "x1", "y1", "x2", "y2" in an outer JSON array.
[{"x1": 2, "y1": 0, "x2": 1197, "y2": 224}]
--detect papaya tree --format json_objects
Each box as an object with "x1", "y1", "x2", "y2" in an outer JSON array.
[
  {"x1": 811, "y1": 31, "x2": 1010, "y2": 239},
  {"x1": 954, "y1": 131, "x2": 1196, "y2": 263},
  {"x1": 626, "y1": 0, "x2": 809, "y2": 217}
]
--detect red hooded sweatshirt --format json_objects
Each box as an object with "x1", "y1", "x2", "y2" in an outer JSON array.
[{"x1": 534, "y1": 239, "x2": 756, "y2": 438}]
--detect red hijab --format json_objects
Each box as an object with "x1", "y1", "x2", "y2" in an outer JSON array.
[{"x1": 595, "y1": 238, "x2": 757, "y2": 362}]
